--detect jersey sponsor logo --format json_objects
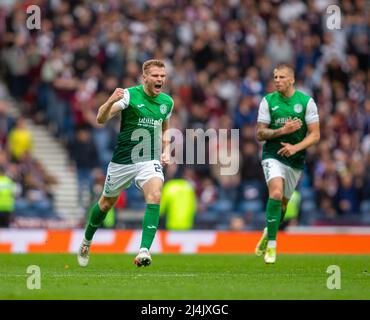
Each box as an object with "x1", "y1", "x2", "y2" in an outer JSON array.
[
  {"x1": 138, "y1": 118, "x2": 163, "y2": 127},
  {"x1": 160, "y1": 104, "x2": 167, "y2": 114},
  {"x1": 294, "y1": 104, "x2": 303, "y2": 113},
  {"x1": 274, "y1": 116, "x2": 299, "y2": 126},
  {"x1": 271, "y1": 106, "x2": 279, "y2": 111}
]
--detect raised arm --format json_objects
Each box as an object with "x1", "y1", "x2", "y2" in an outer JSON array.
[{"x1": 96, "y1": 88, "x2": 125, "y2": 125}]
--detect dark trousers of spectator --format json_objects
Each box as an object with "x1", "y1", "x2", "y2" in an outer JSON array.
[
  {"x1": 9, "y1": 75, "x2": 28, "y2": 100},
  {"x1": 77, "y1": 168, "x2": 94, "y2": 209},
  {"x1": 0, "y1": 212, "x2": 11, "y2": 227}
]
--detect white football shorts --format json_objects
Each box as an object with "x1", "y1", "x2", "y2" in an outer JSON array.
[
  {"x1": 102, "y1": 160, "x2": 164, "y2": 197},
  {"x1": 261, "y1": 158, "x2": 302, "y2": 199}
]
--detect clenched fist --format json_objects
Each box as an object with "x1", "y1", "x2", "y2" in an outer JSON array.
[
  {"x1": 108, "y1": 88, "x2": 125, "y2": 104},
  {"x1": 160, "y1": 152, "x2": 170, "y2": 166}
]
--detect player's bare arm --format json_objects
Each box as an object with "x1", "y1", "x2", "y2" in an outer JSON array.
[
  {"x1": 96, "y1": 88, "x2": 124, "y2": 124},
  {"x1": 160, "y1": 119, "x2": 171, "y2": 165},
  {"x1": 256, "y1": 119, "x2": 302, "y2": 142},
  {"x1": 277, "y1": 122, "x2": 320, "y2": 157}
]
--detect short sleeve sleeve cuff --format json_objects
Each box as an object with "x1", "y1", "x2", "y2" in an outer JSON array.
[
  {"x1": 305, "y1": 98, "x2": 319, "y2": 124},
  {"x1": 257, "y1": 97, "x2": 271, "y2": 124},
  {"x1": 115, "y1": 89, "x2": 130, "y2": 110},
  {"x1": 165, "y1": 97, "x2": 174, "y2": 120}
]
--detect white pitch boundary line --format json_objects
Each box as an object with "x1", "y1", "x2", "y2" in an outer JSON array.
[
  {"x1": 2, "y1": 271, "x2": 347, "y2": 278},
  {"x1": 0, "y1": 273, "x2": 200, "y2": 278}
]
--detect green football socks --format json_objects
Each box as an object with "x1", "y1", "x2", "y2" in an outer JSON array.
[
  {"x1": 140, "y1": 203, "x2": 160, "y2": 250},
  {"x1": 84, "y1": 203, "x2": 108, "y2": 241},
  {"x1": 84, "y1": 202, "x2": 160, "y2": 250},
  {"x1": 266, "y1": 198, "x2": 282, "y2": 241}
]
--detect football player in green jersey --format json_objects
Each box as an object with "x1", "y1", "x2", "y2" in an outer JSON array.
[
  {"x1": 255, "y1": 64, "x2": 320, "y2": 264},
  {"x1": 78, "y1": 60, "x2": 174, "y2": 267}
]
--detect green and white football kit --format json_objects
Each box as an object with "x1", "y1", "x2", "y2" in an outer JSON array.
[
  {"x1": 257, "y1": 90, "x2": 319, "y2": 199},
  {"x1": 103, "y1": 85, "x2": 174, "y2": 196},
  {"x1": 255, "y1": 89, "x2": 319, "y2": 263},
  {"x1": 78, "y1": 84, "x2": 174, "y2": 268}
]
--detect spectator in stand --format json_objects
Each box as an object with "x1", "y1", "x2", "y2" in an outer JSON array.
[
  {"x1": 68, "y1": 126, "x2": 99, "y2": 210},
  {"x1": 335, "y1": 172, "x2": 361, "y2": 215},
  {"x1": 1, "y1": 33, "x2": 30, "y2": 100},
  {"x1": 15, "y1": 152, "x2": 57, "y2": 218},
  {"x1": 0, "y1": 100, "x2": 15, "y2": 150},
  {"x1": 160, "y1": 178, "x2": 197, "y2": 230},
  {"x1": 240, "y1": 140, "x2": 265, "y2": 183},
  {"x1": 0, "y1": 165, "x2": 16, "y2": 227},
  {"x1": 8, "y1": 116, "x2": 32, "y2": 162}
]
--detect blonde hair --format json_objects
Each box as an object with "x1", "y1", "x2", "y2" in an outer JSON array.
[
  {"x1": 274, "y1": 63, "x2": 295, "y2": 79},
  {"x1": 142, "y1": 59, "x2": 165, "y2": 75}
]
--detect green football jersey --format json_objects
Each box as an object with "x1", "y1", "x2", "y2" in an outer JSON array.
[
  {"x1": 257, "y1": 90, "x2": 319, "y2": 170},
  {"x1": 111, "y1": 85, "x2": 174, "y2": 164}
]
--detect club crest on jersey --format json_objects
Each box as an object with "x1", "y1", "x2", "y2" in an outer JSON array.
[
  {"x1": 160, "y1": 104, "x2": 167, "y2": 114},
  {"x1": 294, "y1": 104, "x2": 303, "y2": 113}
]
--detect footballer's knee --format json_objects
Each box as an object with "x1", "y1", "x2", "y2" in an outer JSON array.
[
  {"x1": 269, "y1": 189, "x2": 283, "y2": 201},
  {"x1": 145, "y1": 190, "x2": 162, "y2": 204},
  {"x1": 98, "y1": 196, "x2": 117, "y2": 212}
]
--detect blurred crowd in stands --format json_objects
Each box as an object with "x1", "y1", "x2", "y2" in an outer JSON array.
[
  {"x1": 0, "y1": 0, "x2": 369, "y2": 229},
  {"x1": 0, "y1": 99, "x2": 58, "y2": 225}
]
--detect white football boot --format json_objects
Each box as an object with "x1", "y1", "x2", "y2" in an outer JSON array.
[
  {"x1": 134, "y1": 248, "x2": 152, "y2": 267},
  {"x1": 77, "y1": 240, "x2": 91, "y2": 267},
  {"x1": 264, "y1": 246, "x2": 276, "y2": 264}
]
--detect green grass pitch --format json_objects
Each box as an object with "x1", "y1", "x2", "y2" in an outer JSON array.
[{"x1": 0, "y1": 254, "x2": 369, "y2": 300}]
